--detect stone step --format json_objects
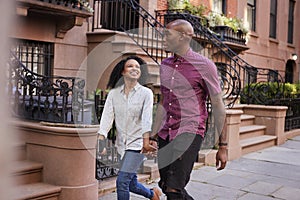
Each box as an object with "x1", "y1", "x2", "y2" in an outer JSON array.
[
  {"x1": 11, "y1": 182, "x2": 61, "y2": 200},
  {"x1": 11, "y1": 160, "x2": 43, "y2": 186},
  {"x1": 240, "y1": 135, "x2": 277, "y2": 155},
  {"x1": 13, "y1": 142, "x2": 27, "y2": 161},
  {"x1": 240, "y1": 114, "x2": 255, "y2": 126},
  {"x1": 239, "y1": 125, "x2": 266, "y2": 140},
  {"x1": 98, "y1": 174, "x2": 151, "y2": 197}
]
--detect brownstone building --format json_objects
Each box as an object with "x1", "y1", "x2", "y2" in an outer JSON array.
[{"x1": 7, "y1": 0, "x2": 300, "y2": 199}]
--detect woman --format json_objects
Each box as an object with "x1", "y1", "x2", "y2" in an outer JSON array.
[{"x1": 97, "y1": 56, "x2": 161, "y2": 200}]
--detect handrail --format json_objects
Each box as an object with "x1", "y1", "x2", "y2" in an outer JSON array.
[{"x1": 121, "y1": 0, "x2": 170, "y2": 64}]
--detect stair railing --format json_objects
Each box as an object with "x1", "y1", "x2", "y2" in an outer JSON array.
[{"x1": 92, "y1": 1, "x2": 284, "y2": 106}]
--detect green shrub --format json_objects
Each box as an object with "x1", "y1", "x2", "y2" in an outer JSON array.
[{"x1": 241, "y1": 82, "x2": 300, "y2": 105}]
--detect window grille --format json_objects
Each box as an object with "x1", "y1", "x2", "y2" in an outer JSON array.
[{"x1": 11, "y1": 39, "x2": 54, "y2": 76}]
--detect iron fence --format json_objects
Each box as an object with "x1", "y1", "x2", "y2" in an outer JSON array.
[{"x1": 8, "y1": 52, "x2": 88, "y2": 124}]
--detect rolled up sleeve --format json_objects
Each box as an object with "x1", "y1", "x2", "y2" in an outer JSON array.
[{"x1": 98, "y1": 91, "x2": 114, "y2": 138}]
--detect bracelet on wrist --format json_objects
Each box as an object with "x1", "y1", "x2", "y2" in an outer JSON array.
[{"x1": 218, "y1": 142, "x2": 228, "y2": 146}]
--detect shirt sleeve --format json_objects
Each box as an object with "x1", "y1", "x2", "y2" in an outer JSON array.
[
  {"x1": 203, "y1": 59, "x2": 222, "y2": 96},
  {"x1": 141, "y1": 88, "x2": 153, "y2": 134},
  {"x1": 97, "y1": 91, "x2": 114, "y2": 138}
]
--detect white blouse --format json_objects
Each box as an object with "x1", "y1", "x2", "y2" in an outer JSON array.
[{"x1": 98, "y1": 83, "x2": 153, "y2": 157}]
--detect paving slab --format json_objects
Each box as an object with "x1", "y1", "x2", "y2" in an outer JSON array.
[
  {"x1": 241, "y1": 181, "x2": 282, "y2": 196},
  {"x1": 291, "y1": 136, "x2": 300, "y2": 141},
  {"x1": 271, "y1": 186, "x2": 300, "y2": 200},
  {"x1": 238, "y1": 193, "x2": 281, "y2": 200},
  {"x1": 186, "y1": 180, "x2": 246, "y2": 200},
  {"x1": 243, "y1": 146, "x2": 300, "y2": 166},
  {"x1": 228, "y1": 157, "x2": 300, "y2": 181},
  {"x1": 206, "y1": 174, "x2": 257, "y2": 190},
  {"x1": 281, "y1": 139, "x2": 300, "y2": 150}
]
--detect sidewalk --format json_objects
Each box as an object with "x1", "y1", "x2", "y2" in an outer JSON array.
[{"x1": 99, "y1": 136, "x2": 300, "y2": 200}]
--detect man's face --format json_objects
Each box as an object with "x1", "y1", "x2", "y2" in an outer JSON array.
[{"x1": 163, "y1": 27, "x2": 182, "y2": 53}]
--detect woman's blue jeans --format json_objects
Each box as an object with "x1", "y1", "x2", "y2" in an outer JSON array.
[
  {"x1": 116, "y1": 150, "x2": 154, "y2": 200},
  {"x1": 116, "y1": 171, "x2": 153, "y2": 200}
]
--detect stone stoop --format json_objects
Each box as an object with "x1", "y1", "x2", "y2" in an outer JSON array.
[
  {"x1": 10, "y1": 143, "x2": 61, "y2": 200},
  {"x1": 12, "y1": 183, "x2": 61, "y2": 200},
  {"x1": 11, "y1": 160, "x2": 43, "y2": 186},
  {"x1": 240, "y1": 135, "x2": 277, "y2": 155},
  {"x1": 239, "y1": 114, "x2": 277, "y2": 155}
]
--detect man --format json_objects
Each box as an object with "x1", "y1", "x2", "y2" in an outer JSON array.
[{"x1": 152, "y1": 19, "x2": 228, "y2": 199}]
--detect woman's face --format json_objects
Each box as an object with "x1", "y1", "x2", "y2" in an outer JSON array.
[{"x1": 122, "y1": 59, "x2": 141, "y2": 80}]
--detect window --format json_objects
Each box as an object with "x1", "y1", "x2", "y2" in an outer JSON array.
[
  {"x1": 269, "y1": 0, "x2": 277, "y2": 39},
  {"x1": 11, "y1": 39, "x2": 54, "y2": 76},
  {"x1": 213, "y1": 0, "x2": 226, "y2": 14},
  {"x1": 288, "y1": 0, "x2": 295, "y2": 44},
  {"x1": 247, "y1": 0, "x2": 256, "y2": 31}
]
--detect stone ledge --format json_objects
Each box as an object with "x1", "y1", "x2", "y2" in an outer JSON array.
[
  {"x1": 198, "y1": 149, "x2": 218, "y2": 166},
  {"x1": 143, "y1": 159, "x2": 160, "y2": 180}
]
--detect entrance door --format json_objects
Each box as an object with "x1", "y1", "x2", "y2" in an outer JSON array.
[
  {"x1": 285, "y1": 60, "x2": 294, "y2": 83},
  {"x1": 100, "y1": 0, "x2": 139, "y2": 32}
]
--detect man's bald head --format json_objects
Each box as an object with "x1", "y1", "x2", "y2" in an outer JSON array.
[{"x1": 166, "y1": 19, "x2": 194, "y2": 36}]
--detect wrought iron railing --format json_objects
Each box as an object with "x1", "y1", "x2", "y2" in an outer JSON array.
[
  {"x1": 7, "y1": 52, "x2": 88, "y2": 124},
  {"x1": 210, "y1": 25, "x2": 247, "y2": 45},
  {"x1": 93, "y1": 0, "x2": 170, "y2": 65},
  {"x1": 274, "y1": 98, "x2": 300, "y2": 131}
]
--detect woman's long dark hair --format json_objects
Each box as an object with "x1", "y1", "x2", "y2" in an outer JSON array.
[{"x1": 106, "y1": 56, "x2": 148, "y2": 89}]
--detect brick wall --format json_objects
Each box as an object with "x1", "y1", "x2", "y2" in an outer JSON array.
[{"x1": 157, "y1": 0, "x2": 168, "y2": 10}]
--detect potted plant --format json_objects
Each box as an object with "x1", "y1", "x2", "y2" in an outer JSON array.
[
  {"x1": 166, "y1": 0, "x2": 208, "y2": 26},
  {"x1": 206, "y1": 12, "x2": 249, "y2": 34}
]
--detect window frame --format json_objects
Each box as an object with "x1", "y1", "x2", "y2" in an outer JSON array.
[
  {"x1": 269, "y1": 0, "x2": 277, "y2": 39},
  {"x1": 287, "y1": 0, "x2": 295, "y2": 44},
  {"x1": 213, "y1": 0, "x2": 227, "y2": 14},
  {"x1": 247, "y1": 0, "x2": 256, "y2": 32},
  {"x1": 11, "y1": 39, "x2": 54, "y2": 77}
]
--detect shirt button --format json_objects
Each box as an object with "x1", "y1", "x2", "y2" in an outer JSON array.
[{"x1": 171, "y1": 77, "x2": 174, "y2": 79}]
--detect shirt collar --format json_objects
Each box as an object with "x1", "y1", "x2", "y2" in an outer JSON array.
[
  {"x1": 120, "y1": 83, "x2": 141, "y2": 93},
  {"x1": 173, "y1": 48, "x2": 192, "y2": 62}
]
